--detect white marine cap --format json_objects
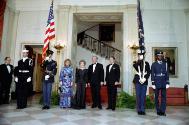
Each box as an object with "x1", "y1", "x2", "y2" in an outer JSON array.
[{"x1": 22, "y1": 48, "x2": 29, "y2": 53}]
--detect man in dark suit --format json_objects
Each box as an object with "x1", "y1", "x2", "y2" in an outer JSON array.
[
  {"x1": 105, "y1": 56, "x2": 120, "y2": 111},
  {"x1": 0, "y1": 57, "x2": 14, "y2": 104},
  {"x1": 88, "y1": 56, "x2": 104, "y2": 109}
]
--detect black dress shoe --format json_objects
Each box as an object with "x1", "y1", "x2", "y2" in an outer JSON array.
[
  {"x1": 138, "y1": 111, "x2": 142, "y2": 115},
  {"x1": 42, "y1": 106, "x2": 47, "y2": 110},
  {"x1": 112, "y1": 108, "x2": 115, "y2": 111},
  {"x1": 4, "y1": 102, "x2": 10, "y2": 104},
  {"x1": 18, "y1": 107, "x2": 24, "y2": 109},
  {"x1": 141, "y1": 112, "x2": 146, "y2": 115},
  {"x1": 98, "y1": 106, "x2": 102, "y2": 109},
  {"x1": 81, "y1": 106, "x2": 86, "y2": 109},
  {"x1": 91, "y1": 105, "x2": 96, "y2": 108},
  {"x1": 46, "y1": 106, "x2": 50, "y2": 109},
  {"x1": 157, "y1": 112, "x2": 161, "y2": 116},
  {"x1": 106, "y1": 107, "x2": 111, "y2": 110},
  {"x1": 161, "y1": 112, "x2": 166, "y2": 116}
]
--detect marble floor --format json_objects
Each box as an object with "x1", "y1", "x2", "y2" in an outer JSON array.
[{"x1": 0, "y1": 98, "x2": 189, "y2": 125}]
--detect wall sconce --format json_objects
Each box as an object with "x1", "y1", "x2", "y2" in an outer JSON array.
[
  {"x1": 128, "y1": 41, "x2": 139, "y2": 50},
  {"x1": 54, "y1": 40, "x2": 65, "y2": 50}
]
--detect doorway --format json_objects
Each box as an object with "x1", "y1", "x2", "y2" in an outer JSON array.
[{"x1": 24, "y1": 45, "x2": 43, "y2": 93}]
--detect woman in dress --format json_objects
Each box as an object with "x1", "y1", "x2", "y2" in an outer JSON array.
[
  {"x1": 59, "y1": 59, "x2": 73, "y2": 108},
  {"x1": 74, "y1": 60, "x2": 88, "y2": 109}
]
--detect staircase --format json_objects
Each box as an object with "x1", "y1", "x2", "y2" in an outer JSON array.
[{"x1": 77, "y1": 31, "x2": 122, "y2": 65}]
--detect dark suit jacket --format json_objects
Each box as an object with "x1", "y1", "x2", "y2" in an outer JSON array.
[
  {"x1": 105, "y1": 63, "x2": 120, "y2": 84},
  {"x1": 0, "y1": 64, "x2": 14, "y2": 87},
  {"x1": 88, "y1": 63, "x2": 104, "y2": 84},
  {"x1": 75, "y1": 68, "x2": 88, "y2": 84}
]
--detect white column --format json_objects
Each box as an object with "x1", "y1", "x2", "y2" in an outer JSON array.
[
  {"x1": 56, "y1": 5, "x2": 74, "y2": 68},
  {"x1": 10, "y1": 10, "x2": 20, "y2": 65},
  {"x1": 185, "y1": 10, "x2": 189, "y2": 94},
  {"x1": 1, "y1": 6, "x2": 10, "y2": 63},
  {"x1": 1, "y1": 6, "x2": 20, "y2": 65},
  {"x1": 122, "y1": 5, "x2": 138, "y2": 95}
]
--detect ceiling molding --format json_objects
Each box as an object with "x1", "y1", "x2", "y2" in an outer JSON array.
[{"x1": 75, "y1": 13, "x2": 123, "y2": 22}]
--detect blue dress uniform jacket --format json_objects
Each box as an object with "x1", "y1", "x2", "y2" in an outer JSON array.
[
  {"x1": 151, "y1": 61, "x2": 169, "y2": 88},
  {"x1": 42, "y1": 60, "x2": 57, "y2": 83}
]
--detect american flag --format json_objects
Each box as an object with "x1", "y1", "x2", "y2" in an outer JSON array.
[
  {"x1": 137, "y1": 0, "x2": 145, "y2": 46},
  {"x1": 42, "y1": 0, "x2": 55, "y2": 60}
]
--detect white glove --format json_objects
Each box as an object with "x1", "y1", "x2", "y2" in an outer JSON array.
[
  {"x1": 100, "y1": 82, "x2": 104, "y2": 86},
  {"x1": 45, "y1": 75, "x2": 50, "y2": 80},
  {"x1": 166, "y1": 84, "x2": 170, "y2": 89},
  {"x1": 15, "y1": 77, "x2": 18, "y2": 82},
  {"x1": 152, "y1": 85, "x2": 156, "y2": 89},
  {"x1": 45, "y1": 57, "x2": 49, "y2": 60},
  {"x1": 27, "y1": 77, "x2": 31, "y2": 82},
  {"x1": 104, "y1": 82, "x2": 106, "y2": 85},
  {"x1": 115, "y1": 82, "x2": 119, "y2": 85},
  {"x1": 59, "y1": 81, "x2": 62, "y2": 86},
  {"x1": 140, "y1": 78, "x2": 146, "y2": 84}
]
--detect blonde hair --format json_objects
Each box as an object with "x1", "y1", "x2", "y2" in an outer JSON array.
[{"x1": 64, "y1": 59, "x2": 72, "y2": 67}]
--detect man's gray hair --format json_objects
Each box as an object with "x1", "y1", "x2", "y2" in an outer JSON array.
[{"x1": 92, "y1": 55, "x2": 98, "y2": 60}]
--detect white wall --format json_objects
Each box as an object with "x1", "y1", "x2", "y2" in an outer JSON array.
[
  {"x1": 58, "y1": 0, "x2": 136, "y2": 6},
  {"x1": 8, "y1": 0, "x2": 136, "y2": 11},
  {"x1": 186, "y1": 10, "x2": 189, "y2": 85},
  {"x1": 13, "y1": 10, "x2": 58, "y2": 65},
  {"x1": 142, "y1": 7, "x2": 189, "y2": 87}
]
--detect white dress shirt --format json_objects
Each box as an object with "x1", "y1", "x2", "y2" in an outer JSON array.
[
  {"x1": 6, "y1": 64, "x2": 11, "y2": 73},
  {"x1": 157, "y1": 60, "x2": 162, "y2": 64},
  {"x1": 23, "y1": 57, "x2": 28, "y2": 62},
  {"x1": 93, "y1": 63, "x2": 97, "y2": 72},
  {"x1": 109, "y1": 63, "x2": 114, "y2": 72}
]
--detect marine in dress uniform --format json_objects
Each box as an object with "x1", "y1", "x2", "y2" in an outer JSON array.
[
  {"x1": 151, "y1": 50, "x2": 170, "y2": 116},
  {"x1": 15, "y1": 49, "x2": 33, "y2": 109},
  {"x1": 105, "y1": 56, "x2": 120, "y2": 111},
  {"x1": 133, "y1": 46, "x2": 150, "y2": 115},
  {"x1": 41, "y1": 50, "x2": 57, "y2": 109}
]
